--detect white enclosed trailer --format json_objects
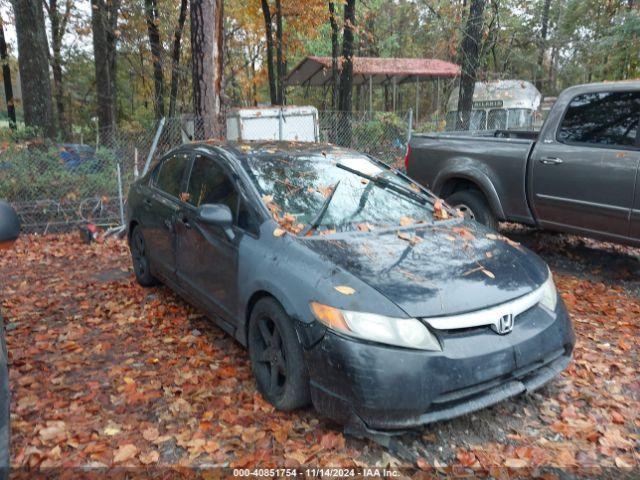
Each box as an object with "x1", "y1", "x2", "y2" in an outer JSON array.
[{"x1": 226, "y1": 106, "x2": 319, "y2": 142}]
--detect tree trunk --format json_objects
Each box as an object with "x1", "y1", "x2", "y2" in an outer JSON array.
[
  {"x1": 190, "y1": 0, "x2": 224, "y2": 139},
  {"x1": 275, "y1": 0, "x2": 284, "y2": 105},
  {"x1": 91, "y1": 0, "x2": 120, "y2": 133},
  {"x1": 48, "y1": 0, "x2": 72, "y2": 137},
  {"x1": 168, "y1": 0, "x2": 188, "y2": 118},
  {"x1": 329, "y1": 1, "x2": 339, "y2": 110},
  {"x1": 261, "y1": 0, "x2": 277, "y2": 105},
  {"x1": 337, "y1": 0, "x2": 356, "y2": 146},
  {"x1": 145, "y1": 0, "x2": 164, "y2": 119},
  {"x1": 11, "y1": 0, "x2": 55, "y2": 137},
  {"x1": 0, "y1": 17, "x2": 16, "y2": 129},
  {"x1": 456, "y1": 0, "x2": 485, "y2": 130},
  {"x1": 535, "y1": 0, "x2": 552, "y2": 91}
]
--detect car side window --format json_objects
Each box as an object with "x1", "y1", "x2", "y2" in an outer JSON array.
[
  {"x1": 155, "y1": 154, "x2": 189, "y2": 197},
  {"x1": 558, "y1": 91, "x2": 640, "y2": 148},
  {"x1": 187, "y1": 155, "x2": 258, "y2": 233}
]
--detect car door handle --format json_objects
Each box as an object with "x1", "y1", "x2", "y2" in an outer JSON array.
[
  {"x1": 539, "y1": 157, "x2": 564, "y2": 165},
  {"x1": 179, "y1": 216, "x2": 191, "y2": 229}
]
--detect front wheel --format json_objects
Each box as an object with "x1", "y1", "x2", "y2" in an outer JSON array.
[
  {"x1": 248, "y1": 298, "x2": 310, "y2": 411},
  {"x1": 446, "y1": 190, "x2": 498, "y2": 230}
]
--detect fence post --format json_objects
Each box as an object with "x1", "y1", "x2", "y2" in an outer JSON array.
[
  {"x1": 116, "y1": 161, "x2": 125, "y2": 227},
  {"x1": 406, "y1": 108, "x2": 413, "y2": 145},
  {"x1": 143, "y1": 117, "x2": 166, "y2": 176},
  {"x1": 278, "y1": 108, "x2": 284, "y2": 141}
]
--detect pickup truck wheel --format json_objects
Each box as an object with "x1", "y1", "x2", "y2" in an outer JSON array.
[{"x1": 446, "y1": 190, "x2": 498, "y2": 230}]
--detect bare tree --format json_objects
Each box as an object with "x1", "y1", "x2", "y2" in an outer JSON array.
[
  {"x1": 261, "y1": 0, "x2": 277, "y2": 105},
  {"x1": 337, "y1": 0, "x2": 356, "y2": 146},
  {"x1": 190, "y1": 0, "x2": 224, "y2": 138},
  {"x1": 11, "y1": 0, "x2": 55, "y2": 136},
  {"x1": 91, "y1": 0, "x2": 121, "y2": 132},
  {"x1": 536, "y1": 0, "x2": 552, "y2": 90},
  {"x1": 338, "y1": 0, "x2": 356, "y2": 113},
  {"x1": 45, "y1": 0, "x2": 73, "y2": 135},
  {"x1": 145, "y1": 0, "x2": 164, "y2": 119},
  {"x1": 0, "y1": 16, "x2": 16, "y2": 129},
  {"x1": 168, "y1": 0, "x2": 188, "y2": 118},
  {"x1": 275, "y1": 0, "x2": 284, "y2": 104},
  {"x1": 328, "y1": 1, "x2": 339, "y2": 110},
  {"x1": 456, "y1": 0, "x2": 486, "y2": 130}
]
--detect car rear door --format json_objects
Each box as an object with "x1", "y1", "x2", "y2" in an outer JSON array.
[
  {"x1": 175, "y1": 152, "x2": 259, "y2": 327},
  {"x1": 530, "y1": 89, "x2": 640, "y2": 240},
  {"x1": 144, "y1": 152, "x2": 190, "y2": 278}
]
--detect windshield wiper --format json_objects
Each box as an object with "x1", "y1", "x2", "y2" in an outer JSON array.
[
  {"x1": 335, "y1": 163, "x2": 427, "y2": 205},
  {"x1": 300, "y1": 180, "x2": 341, "y2": 236}
]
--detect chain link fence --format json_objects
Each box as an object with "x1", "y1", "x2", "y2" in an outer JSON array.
[{"x1": 0, "y1": 109, "x2": 415, "y2": 234}]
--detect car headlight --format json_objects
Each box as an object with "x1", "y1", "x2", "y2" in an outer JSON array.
[
  {"x1": 310, "y1": 302, "x2": 442, "y2": 351},
  {"x1": 539, "y1": 271, "x2": 558, "y2": 312}
]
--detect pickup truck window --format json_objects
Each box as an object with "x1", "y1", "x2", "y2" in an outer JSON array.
[{"x1": 557, "y1": 91, "x2": 640, "y2": 147}]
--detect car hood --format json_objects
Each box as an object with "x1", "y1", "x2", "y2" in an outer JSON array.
[{"x1": 300, "y1": 221, "x2": 549, "y2": 318}]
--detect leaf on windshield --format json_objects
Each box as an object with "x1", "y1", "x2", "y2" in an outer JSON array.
[
  {"x1": 319, "y1": 228, "x2": 336, "y2": 236},
  {"x1": 273, "y1": 228, "x2": 286, "y2": 237},
  {"x1": 399, "y1": 216, "x2": 414, "y2": 227},
  {"x1": 360, "y1": 179, "x2": 369, "y2": 185},
  {"x1": 434, "y1": 199, "x2": 449, "y2": 220},
  {"x1": 397, "y1": 231, "x2": 422, "y2": 246},
  {"x1": 261, "y1": 195, "x2": 274, "y2": 204},
  {"x1": 356, "y1": 223, "x2": 373, "y2": 232},
  {"x1": 452, "y1": 226, "x2": 475, "y2": 241},
  {"x1": 318, "y1": 185, "x2": 334, "y2": 198},
  {"x1": 334, "y1": 286, "x2": 356, "y2": 295}
]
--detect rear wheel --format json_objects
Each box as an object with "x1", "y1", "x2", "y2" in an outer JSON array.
[
  {"x1": 248, "y1": 298, "x2": 310, "y2": 411},
  {"x1": 129, "y1": 227, "x2": 159, "y2": 287},
  {"x1": 446, "y1": 190, "x2": 498, "y2": 230}
]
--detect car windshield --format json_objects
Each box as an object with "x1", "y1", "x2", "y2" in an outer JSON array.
[{"x1": 242, "y1": 150, "x2": 437, "y2": 233}]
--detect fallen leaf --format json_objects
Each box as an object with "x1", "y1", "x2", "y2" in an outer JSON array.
[
  {"x1": 113, "y1": 444, "x2": 139, "y2": 464},
  {"x1": 273, "y1": 228, "x2": 286, "y2": 237},
  {"x1": 139, "y1": 450, "x2": 159, "y2": 465},
  {"x1": 334, "y1": 286, "x2": 356, "y2": 295}
]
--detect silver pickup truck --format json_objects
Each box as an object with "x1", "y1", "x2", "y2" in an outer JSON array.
[{"x1": 407, "y1": 81, "x2": 640, "y2": 247}]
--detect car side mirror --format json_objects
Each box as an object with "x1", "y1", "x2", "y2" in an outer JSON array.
[
  {"x1": 0, "y1": 202, "x2": 19, "y2": 250},
  {"x1": 197, "y1": 203, "x2": 234, "y2": 239}
]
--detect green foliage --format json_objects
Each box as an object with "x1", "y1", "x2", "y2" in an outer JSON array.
[{"x1": 0, "y1": 142, "x2": 119, "y2": 204}]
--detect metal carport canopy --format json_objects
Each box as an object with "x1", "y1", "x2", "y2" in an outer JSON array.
[{"x1": 285, "y1": 56, "x2": 461, "y2": 87}]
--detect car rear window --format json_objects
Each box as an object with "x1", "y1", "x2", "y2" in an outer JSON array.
[
  {"x1": 558, "y1": 91, "x2": 640, "y2": 147},
  {"x1": 155, "y1": 154, "x2": 189, "y2": 197}
]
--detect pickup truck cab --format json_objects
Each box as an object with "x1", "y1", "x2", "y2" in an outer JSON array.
[{"x1": 407, "y1": 81, "x2": 640, "y2": 247}]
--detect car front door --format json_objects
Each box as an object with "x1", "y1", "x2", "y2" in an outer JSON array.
[
  {"x1": 144, "y1": 152, "x2": 190, "y2": 278},
  {"x1": 530, "y1": 89, "x2": 640, "y2": 240},
  {"x1": 175, "y1": 153, "x2": 258, "y2": 327}
]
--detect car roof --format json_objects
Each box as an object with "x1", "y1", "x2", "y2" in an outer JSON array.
[{"x1": 185, "y1": 141, "x2": 356, "y2": 162}]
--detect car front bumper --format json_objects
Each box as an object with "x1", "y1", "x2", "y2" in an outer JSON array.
[{"x1": 304, "y1": 300, "x2": 575, "y2": 432}]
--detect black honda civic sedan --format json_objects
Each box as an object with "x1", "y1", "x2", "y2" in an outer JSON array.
[{"x1": 127, "y1": 142, "x2": 574, "y2": 433}]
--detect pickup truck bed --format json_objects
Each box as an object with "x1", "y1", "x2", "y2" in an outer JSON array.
[{"x1": 407, "y1": 81, "x2": 640, "y2": 247}]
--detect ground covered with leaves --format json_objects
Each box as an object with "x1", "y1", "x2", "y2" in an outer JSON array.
[{"x1": 0, "y1": 228, "x2": 638, "y2": 477}]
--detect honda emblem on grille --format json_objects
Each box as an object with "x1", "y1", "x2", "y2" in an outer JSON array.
[{"x1": 493, "y1": 313, "x2": 514, "y2": 335}]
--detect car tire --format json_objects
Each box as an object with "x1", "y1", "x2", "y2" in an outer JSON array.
[
  {"x1": 129, "y1": 227, "x2": 159, "y2": 287},
  {"x1": 446, "y1": 190, "x2": 498, "y2": 230},
  {"x1": 248, "y1": 298, "x2": 311, "y2": 411}
]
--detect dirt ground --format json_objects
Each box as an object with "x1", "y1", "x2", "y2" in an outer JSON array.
[{"x1": 0, "y1": 226, "x2": 638, "y2": 477}]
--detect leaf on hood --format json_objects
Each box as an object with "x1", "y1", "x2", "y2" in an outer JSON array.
[
  {"x1": 334, "y1": 286, "x2": 356, "y2": 295},
  {"x1": 356, "y1": 223, "x2": 373, "y2": 232},
  {"x1": 433, "y1": 199, "x2": 449, "y2": 220},
  {"x1": 399, "y1": 216, "x2": 414, "y2": 227},
  {"x1": 397, "y1": 231, "x2": 422, "y2": 245}
]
